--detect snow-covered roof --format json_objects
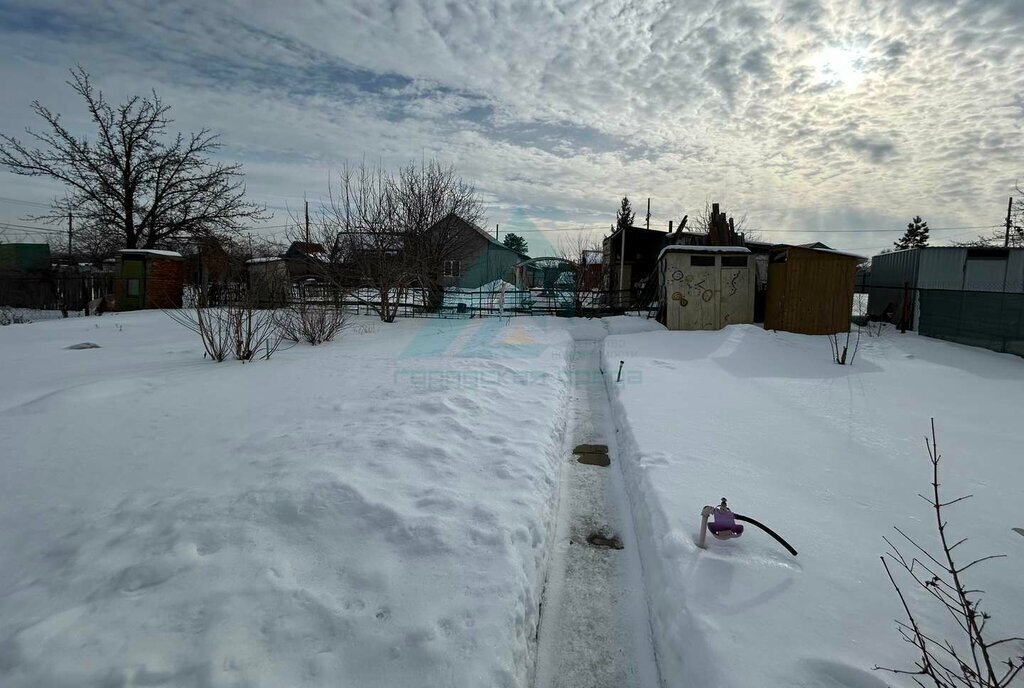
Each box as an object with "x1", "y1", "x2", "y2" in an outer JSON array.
[
  {"x1": 246, "y1": 256, "x2": 284, "y2": 264},
  {"x1": 658, "y1": 245, "x2": 750, "y2": 261},
  {"x1": 810, "y1": 247, "x2": 866, "y2": 260},
  {"x1": 118, "y1": 249, "x2": 183, "y2": 260},
  {"x1": 779, "y1": 245, "x2": 865, "y2": 261}
]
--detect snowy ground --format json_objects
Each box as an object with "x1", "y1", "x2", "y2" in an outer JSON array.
[
  {"x1": 603, "y1": 324, "x2": 1024, "y2": 688},
  {"x1": 4, "y1": 310, "x2": 1022, "y2": 688},
  {"x1": 0, "y1": 312, "x2": 576, "y2": 687}
]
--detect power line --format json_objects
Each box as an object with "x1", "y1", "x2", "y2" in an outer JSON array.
[
  {"x1": 0, "y1": 195, "x2": 53, "y2": 209},
  {"x1": 0, "y1": 221, "x2": 64, "y2": 234}
]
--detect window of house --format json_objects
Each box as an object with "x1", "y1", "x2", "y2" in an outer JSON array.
[
  {"x1": 443, "y1": 260, "x2": 461, "y2": 277},
  {"x1": 721, "y1": 256, "x2": 748, "y2": 267},
  {"x1": 690, "y1": 255, "x2": 715, "y2": 266},
  {"x1": 127, "y1": 279, "x2": 141, "y2": 297}
]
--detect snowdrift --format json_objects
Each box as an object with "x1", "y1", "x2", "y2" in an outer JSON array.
[
  {"x1": 0, "y1": 312, "x2": 574, "y2": 687},
  {"x1": 604, "y1": 324, "x2": 1024, "y2": 688}
]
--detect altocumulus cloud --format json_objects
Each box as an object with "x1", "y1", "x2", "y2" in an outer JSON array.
[{"x1": 0, "y1": 0, "x2": 1022, "y2": 253}]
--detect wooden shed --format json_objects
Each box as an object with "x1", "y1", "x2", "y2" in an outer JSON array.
[
  {"x1": 658, "y1": 246, "x2": 754, "y2": 330},
  {"x1": 114, "y1": 249, "x2": 185, "y2": 310},
  {"x1": 764, "y1": 245, "x2": 863, "y2": 335}
]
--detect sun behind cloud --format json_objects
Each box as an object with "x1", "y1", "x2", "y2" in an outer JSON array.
[{"x1": 810, "y1": 45, "x2": 869, "y2": 89}]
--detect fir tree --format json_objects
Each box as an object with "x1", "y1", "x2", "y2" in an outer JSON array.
[
  {"x1": 502, "y1": 232, "x2": 528, "y2": 254},
  {"x1": 894, "y1": 216, "x2": 929, "y2": 250},
  {"x1": 615, "y1": 196, "x2": 635, "y2": 233}
]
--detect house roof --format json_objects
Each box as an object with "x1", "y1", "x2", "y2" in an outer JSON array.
[
  {"x1": 608, "y1": 225, "x2": 670, "y2": 242},
  {"x1": 119, "y1": 249, "x2": 183, "y2": 260},
  {"x1": 434, "y1": 213, "x2": 530, "y2": 258},
  {"x1": 287, "y1": 241, "x2": 326, "y2": 255},
  {"x1": 773, "y1": 244, "x2": 865, "y2": 261}
]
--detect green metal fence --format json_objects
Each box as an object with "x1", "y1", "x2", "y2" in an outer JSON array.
[{"x1": 918, "y1": 289, "x2": 1024, "y2": 357}]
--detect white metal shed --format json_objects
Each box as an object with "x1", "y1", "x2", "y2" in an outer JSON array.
[{"x1": 658, "y1": 246, "x2": 754, "y2": 330}]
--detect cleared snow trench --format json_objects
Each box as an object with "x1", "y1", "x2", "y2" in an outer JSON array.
[{"x1": 533, "y1": 334, "x2": 660, "y2": 688}]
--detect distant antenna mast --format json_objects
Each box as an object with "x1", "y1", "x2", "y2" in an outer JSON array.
[{"x1": 646, "y1": 197, "x2": 651, "y2": 230}]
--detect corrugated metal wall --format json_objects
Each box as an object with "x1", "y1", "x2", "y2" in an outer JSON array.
[
  {"x1": 917, "y1": 248, "x2": 967, "y2": 289},
  {"x1": 867, "y1": 249, "x2": 920, "y2": 319},
  {"x1": 867, "y1": 247, "x2": 1024, "y2": 355},
  {"x1": 1007, "y1": 251, "x2": 1024, "y2": 292}
]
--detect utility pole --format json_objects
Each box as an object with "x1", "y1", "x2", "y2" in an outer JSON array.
[
  {"x1": 1005, "y1": 196, "x2": 1013, "y2": 248},
  {"x1": 619, "y1": 222, "x2": 626, "y2": 293},
  {"x1": 305, "y1": 200, "x2": 310, "y2": 244},
  {"x1": 646, "y1": 197, "x2": 651, "y2": 230},
  {"x1": 495, "y1": 223, "x2": 499, "y2": 240},
  {"x1": 67, "y1": 211, "x2": 73, "y2": 261}
]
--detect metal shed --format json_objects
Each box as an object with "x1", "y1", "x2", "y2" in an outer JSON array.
[
  {"x1": 764, "y1": 245, "x2": 863, "y2": 335},
  {"x1": 867, "y1": 247, "x2": 1024, "y2": 355},
  {"x1": 658, "y1": 246, "x2": 754, "y2": 330}
]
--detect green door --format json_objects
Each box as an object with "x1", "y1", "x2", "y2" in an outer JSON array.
[{"x1": 121, "y1": 258, "x2": 145, "y2": 310}]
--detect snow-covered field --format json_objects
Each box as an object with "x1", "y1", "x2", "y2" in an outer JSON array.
[
  {"x1": 603, "y1": 325, "x2": 1024, "y2": 688},
  {"x1": 4, "y1": 310, "x2": 1022, "y2": 688},
  {"x1": 0, "y1": 312, "x2": 576, "y2": 687}
]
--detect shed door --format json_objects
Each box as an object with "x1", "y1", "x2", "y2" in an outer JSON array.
[
  {"x1": 121, "y1": 258, "x2": 145, "y2": 310},
  {"x1": 719, "y1": 266, "x2": 749, "y2": 326},
  {"x1": 681, "y1": 255, "x2": 718, "y2": 329}
]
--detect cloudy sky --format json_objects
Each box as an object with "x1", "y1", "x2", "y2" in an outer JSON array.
[{"x1": 1, "y1": 0, "x2": 1022, "y2": 256}]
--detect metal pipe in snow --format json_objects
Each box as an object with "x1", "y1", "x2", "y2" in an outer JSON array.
[{"x1": 616, "y1": 360, "x2": 624, "y2": 382}]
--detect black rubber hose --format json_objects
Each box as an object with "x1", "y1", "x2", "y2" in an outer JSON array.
[{"x1": 733, "y1": 513, "x2": 798, "y2": 556}]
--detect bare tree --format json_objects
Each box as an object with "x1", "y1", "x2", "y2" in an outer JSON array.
[
  {"x1": 394, "y1": 160, "x2": 484, "y2": 311},
  {"x1": 877, "y1": 420, "x2": 1023, "y2": 687},
  {"x1": 558, "y1": 233, "x2": 603, "y2": 316},
  {"x1": 326, "y1": 162, "x2": 409, "y2": 323},
  {"x1": 293, "y1": 160, "x2": 484, "y2": 321},
  {"x1": 0, "y1": 66, "x2": 267, "y2": 257}
]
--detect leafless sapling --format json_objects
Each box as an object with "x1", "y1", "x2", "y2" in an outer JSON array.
[{"x1": 876, "y1": 420, "x2": 1023, "y2": 687}]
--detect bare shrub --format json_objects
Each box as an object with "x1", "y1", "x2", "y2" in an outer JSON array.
[
  {"x1": 277, "y1": 301, "x2": 349, "y2": 345},
  {"x1": 167, "y1": 275, "x2": 283, "y2": 362},
  {"x1": 876, "y1": 420, "x2": 1023, "y2": 687},
  {"x1": 0, "y1": 307, "x2": 31, "y2": 326}
]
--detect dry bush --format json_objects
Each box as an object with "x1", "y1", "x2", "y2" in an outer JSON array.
[
  {"x1": 0, "y1": 306, "x2": 28, "y2": 326},
  {"x1": 167, "y1": 281, "x2": 283, "y2": 362},
  {"x1": 277, "y1": 301, "x2": 349, "y2": 345}
]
